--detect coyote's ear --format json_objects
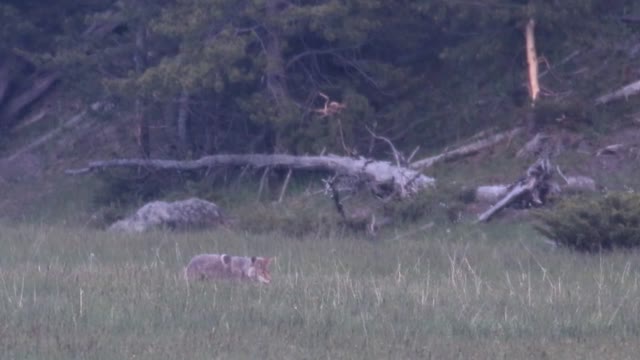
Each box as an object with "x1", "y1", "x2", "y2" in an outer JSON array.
[
  {"x1": 222, "y1": 254, "x2": 232, "y2": 265},
  {"x1": 251, "y1": 256, "x2": 257, "y2": 264}
]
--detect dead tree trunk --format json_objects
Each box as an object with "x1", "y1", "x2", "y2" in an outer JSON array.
[
  {"x1": 0, "y1": 71, "x2": 60, "y2": 129},
  {"x1": 265, "y1": 0, "x2": 289, "y2": 106},
  {"x1": 595, "y1": 79, "x2": 640, "y2": 105},
  {"x1": 525, "y1": 19, "x2": 540, "y2": 105},
  {"x1": 477, "y1": 157, "x2": 553, "y2": 222},
  {"x1": 410, "y1": 128, "x2": 522, "y2": 170},
  {"x1": 176, "y1": 89, "x2": 191, "y2": 156},
  {"x1": 260, "y1": 0, "x2": 291, "y2": 152},
  {"x1": 66, "y1": 154, "x2": 435, "y2": 198}
]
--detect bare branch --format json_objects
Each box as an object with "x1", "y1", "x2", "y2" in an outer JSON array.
[
  {"x1": 257, "y1": 167, "x2": 271, "y2": 201},
  {"x1": 407, "y1": 146, "x2": 420, "y2": 164},
  {"x1": 411, "y1": 127, "x2": 523, "y2": 170},
  {"x1": 596, "y1": 143, "x2": 627, "y2": 156},
  {"x1": 366, "y1": 125, "x2": 403, "y2": 167},
  {"x1": 278, "y1": 168, "x2": 293, "y2": 203}
]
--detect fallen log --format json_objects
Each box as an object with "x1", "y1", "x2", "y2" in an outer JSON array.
[
  {"x1": 595, "y1": 79, "x2": 640, "y2": 105},
  {"x1": 556, "y1": 166, "x2": 597, "y2": 193},
  {"x1": 478, "y1": 158, "x2": 552, "y2": 222},
  {"x1": 66, "y1": 154, "x2": 435, "y2": 198},
  {"x1": 473, "y1": 169, "x2": 594, "y2": 207},
  {"x1": 595, "y1": 143, "x2": 626, "y2": 156},
  {"x1": 410, "y1": 127, "x2": 522, "y2": 170}
]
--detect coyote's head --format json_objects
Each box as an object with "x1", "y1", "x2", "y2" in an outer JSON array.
[{"x1": 247, "y1": 256, "x2": 272, "y2": 284}]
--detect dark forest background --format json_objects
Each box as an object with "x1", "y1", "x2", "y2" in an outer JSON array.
[
  {"x1": 2, "y1": 0, "x2": 640, "y2": 232},
  {"x1": 3, "y1": 0, "x2": 639, "y2": 160}
]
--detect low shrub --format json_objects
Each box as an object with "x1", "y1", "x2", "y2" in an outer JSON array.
[
  {"x1": 232, "y1": 197, "x2": 337, "y2": 237},
  {"x1": 534, "y1": 192, "x2": 640, "y2": 252},
  {"x1": 383, "y1": 181, "x2": 466, "y2": 224}
]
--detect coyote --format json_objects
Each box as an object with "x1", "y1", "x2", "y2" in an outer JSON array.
[{"x1": 185, "y1": 254, "x2": 272, "y2": 284}]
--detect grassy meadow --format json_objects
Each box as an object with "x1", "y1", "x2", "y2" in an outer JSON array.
[{"x1": 1, "y1": 221, "x2": 640, "y2": 359}]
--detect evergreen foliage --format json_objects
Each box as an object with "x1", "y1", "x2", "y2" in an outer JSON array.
[
  {"x1": 2, "y1": 0, "x2": 640, "y2": 156},
  {"x1": 534, "y1": 192, "x2": 640, "y2": 252}
]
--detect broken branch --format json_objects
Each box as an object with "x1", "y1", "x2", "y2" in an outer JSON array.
[
  {"x1": 366, "y1": 125, "x2": 403, "y2": 167},
  {"x1": 595, "y1": 79, "x2": 640, "y2": 105},
  {"x1": 477, "y1": 157, "x2": 552, "y2": 222},
  {"x1": 410, "y1": 127, "x2": 522, "y2": 170}
]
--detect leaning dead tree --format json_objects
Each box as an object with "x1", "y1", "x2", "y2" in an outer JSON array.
[
  {"x1": 0, "y1": 54, "x2": 60, "y2": 131},
  {"x1": 595, "y1": 79, "x2": 640, "y2": 105},
  {"x1": 525, "y1": 18, "x2": 540, "y2": 105},
  {"x1": 474, "y1": 19, "x2": 555, "y2": 222},
  {"x1": 66, "y1": 154, "x2": 435, "y2": 198},
  {"x1": 477, "y1": 157, "x2": 553, "y2": 222},
  {"x1": 410, "y1": 127, "x2": 522, "y2": 170}
]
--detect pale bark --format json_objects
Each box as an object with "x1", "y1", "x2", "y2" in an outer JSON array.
[
  {"x1": 475, "y1": 185, "x2": 509, "y2": 204},
  {"x1": 596, "y1": 143, "x2": 626, "y2": 156},
  {"x1": 562, "y1": 176, "x2": 596, "y2": 193},
  {"x1": 477, "y1": 178, "x2": 536, "y2": 222},
  {"x1": 516, "y1": 132, "x2": 550, "y2": 158},
  {"x1": 66, "y1": 154, "x2": 435, "y2": 197},
  {"x1": 595, "y1": 79, "x2": 640, "y2": 105},
  {"x1": 478, "y1": 158, "x2": 552, "y2": 222},
  {"x1": 525, "y1": 19, "x2": 540, "y2": 104},
  {"x1": 278, "y1": 168, "x2": 293, "y2": 203},
  {"x1": 410, "y1": 128, "x2": 522, "y2": 170},
  {"x1": 556, "y1": 166, "x2": 597, "y2": 192},
  {"x1": 257, "y1": 167, "x2": 271, "y2": 201}
]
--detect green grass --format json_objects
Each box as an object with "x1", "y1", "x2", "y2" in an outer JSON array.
[{"x1": 2, "y1": 221, "x2": 640, "y2": 359}]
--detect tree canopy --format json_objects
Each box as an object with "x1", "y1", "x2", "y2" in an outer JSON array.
[{"x1": 2, "y1": 0, "x2": 639, "y2": 158}]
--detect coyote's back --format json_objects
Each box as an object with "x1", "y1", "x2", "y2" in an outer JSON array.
[{"x1": 185, "y1": 253, "x2": 272, "y2": 284}]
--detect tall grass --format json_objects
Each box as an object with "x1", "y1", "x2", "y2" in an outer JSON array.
[{"x1": 1, "y1": 221, "x2": 640, "y2": 359}]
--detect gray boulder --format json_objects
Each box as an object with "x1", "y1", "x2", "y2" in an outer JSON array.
[{"x1": 109, "y1": 198, "x2": 223, "y2": 232}]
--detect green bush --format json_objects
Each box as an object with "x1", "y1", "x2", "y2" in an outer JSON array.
[
  {"x1": 382, "y1": 181, "x2": 467, "y2": 224},
  {"x1": 534, "y1": 192, "x2": 640, "y2": 252}
]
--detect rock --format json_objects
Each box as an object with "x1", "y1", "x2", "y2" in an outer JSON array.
[{"x1": 109, "y1": 198, "x2": 223, "y2": 232}]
